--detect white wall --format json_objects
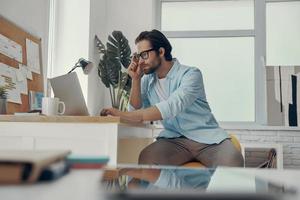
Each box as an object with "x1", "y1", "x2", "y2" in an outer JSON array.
[
  {"x1": 101, "y1": 0, "x2": 156, "y2": 108},
  {"x1": 0, "y1": 0, "x2": 50, "y2": 93},
  {"x1": 86, "y1": 0, "x2": 157, "y2": 114},
  {"x1": 87, "y1": 0, "x2": 107, "y2": 115},
  {"x1": 106, "y1": 0, "x2": 156, "y2": 51},
  {"x1": 50, "y1": 0, "x2": 90, "y2": 104}
]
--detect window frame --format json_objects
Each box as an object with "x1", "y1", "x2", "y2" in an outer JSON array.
[{"x1": 154, "y1": 0, "x2": 300, "y2": 124}]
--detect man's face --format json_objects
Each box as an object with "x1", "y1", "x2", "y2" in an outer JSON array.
[{"x1": 136, "y1": 40, "x2": 162, "y2": 75}]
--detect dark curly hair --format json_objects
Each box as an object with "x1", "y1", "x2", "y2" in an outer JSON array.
[{"x1": 135, "y1": 29, "x2": 173, "y2": 61}]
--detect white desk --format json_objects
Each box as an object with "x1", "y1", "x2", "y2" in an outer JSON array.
[
  {"x1": 0, "y1": 168, "x2": 299, "y2": 200},
  {"x1": 0, "y1": 170, "x2": 104, "y2": 200},
  {"x1": 0, "y1": 115, "x2": 154, "y2": 165}
]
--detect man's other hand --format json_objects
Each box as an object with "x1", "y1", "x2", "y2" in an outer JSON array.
[
  {"x1": 100, "y1": 108, "x2": 121, "y2": 116},
  {"x1": 128, "y1": 53, "x2": 143, "y2": 80}
]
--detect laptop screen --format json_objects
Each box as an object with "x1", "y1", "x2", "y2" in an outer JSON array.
[{"x1": 49, "y1": 72, "x2": 89, "y2": 116}]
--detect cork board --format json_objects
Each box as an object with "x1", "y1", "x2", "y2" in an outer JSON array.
[{"x1": 0, "y1": 16, "x2": 43, "y2": 114}]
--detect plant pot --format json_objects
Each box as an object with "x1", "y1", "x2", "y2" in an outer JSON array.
[{"x1": 0, "y1": 98, "x2": 7, "y2": 114}]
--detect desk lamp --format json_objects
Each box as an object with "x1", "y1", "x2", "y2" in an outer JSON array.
[{"x1": 67, "y1": 58, "x2": 93, "y2": 75}]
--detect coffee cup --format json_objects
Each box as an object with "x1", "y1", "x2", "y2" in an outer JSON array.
[{"x1": 42, "y1": 97, "x2": 65, "y2": 116}]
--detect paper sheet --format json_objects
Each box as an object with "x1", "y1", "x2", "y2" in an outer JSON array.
[
  {"x1": 280, "y1": 67, "x2": 295, "y2": 126},
  {"x1": 26, "y1": 38, "x2": 40, "y2": 74},
  {"x1": 15, "y1": 64, "x2": 28, "y2": 95},
  {"x1": 0, "y1": 63, "x2": 22, "y2": 104},
  {"x1": 273, "y1": 66, "x2": 280, "y2": 102},
  {"x1": 0, "y1": 76, "x2": 5, "y2": 86},
  {"x1": 18, "y1": 64, "x2": 32, "y2": 80},
  {"x1": 0, "y1": 34, "x2": 23, "y2": 63},
  {"x1": 296, "y1": 73, "x2": 300, "y2": 126}
]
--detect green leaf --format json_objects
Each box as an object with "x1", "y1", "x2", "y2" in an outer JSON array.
[
  {"x1": 97, "y1": 55, "x2": 110, "y2": 88},
  {"x1": 106, "y1": 59, "x2": 120, "y2": 87},
  {"x1": 94, "y1": 31, "x2": 132, "y2": 110},
  {"x1": 119, "y1": 72, "x2": 132, "y2": 93},
  {"x1": 0, "y1": 86, "x2": 8, "y2": 99},
  {"x1": 107, "y1": 31, "x2": 131, "y2": 69},
  {"x1": 95, "y1": 35, "x2": 106, "y2": 54}
]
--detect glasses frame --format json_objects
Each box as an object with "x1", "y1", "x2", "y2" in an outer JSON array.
[{"x1": 133, "y1": 48, "x2": 156, "y2": 60}]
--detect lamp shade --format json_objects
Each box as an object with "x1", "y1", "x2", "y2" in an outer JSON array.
[{"x1": 78, "y1": 58, "x2": 93, "y2": 75}]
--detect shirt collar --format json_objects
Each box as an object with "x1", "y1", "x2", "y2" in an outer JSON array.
[
  {"x1": 165, "y1": 58, "x2": 180, "y2": 80},
  {"x1": 148, "y1": 58, "x2": 180, "y2": 87},
  {"x1": 149, "y1": 58, "x2": 180, "y2": 80}
]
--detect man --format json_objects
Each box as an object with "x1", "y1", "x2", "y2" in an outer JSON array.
[{"x1": 101, "y1": 29, "x2": 244, "y2": 167}]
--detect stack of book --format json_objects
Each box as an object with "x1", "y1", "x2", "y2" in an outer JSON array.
[
  {"x1": 0, "y1": 150, "x2": 71, "y2": 184},
  {"x1": 67, "y1": 155, "x2": 109, "y2": 169}
]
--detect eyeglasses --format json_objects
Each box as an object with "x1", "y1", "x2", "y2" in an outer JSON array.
[{"x1": 133, "y1": 48, "x2": 156, "y2": 60}]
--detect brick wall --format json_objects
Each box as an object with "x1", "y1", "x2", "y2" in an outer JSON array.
[{"x1": 226, "y1": 129, "x2": 300, "y2": 169}]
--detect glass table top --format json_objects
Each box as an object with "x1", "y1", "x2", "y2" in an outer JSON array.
[{"x1": 101, "y1": 165, "x2": 298, "y2": 200}]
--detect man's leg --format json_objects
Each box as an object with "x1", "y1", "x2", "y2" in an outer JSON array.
[
  {"x1": 138, "y1": 137, "x2": 194, "y2": 165},
  {"x1": 193, "y1": 138, "x2": 244, "y2": 167}
]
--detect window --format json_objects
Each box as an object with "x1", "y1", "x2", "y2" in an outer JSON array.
[
  {"x1": 159, "y1": 0, "x2": 257, "y2": 122},
  {"x1": 169, "y1": 37, "x2": 255, "y2": 121},
  {"x1": 266, "y1": 1, "x2": 300, "y2": 65},
  {"x1": 161, "y1": 1, "x2": 254, "y2": 31},
  {"x1": 48, "y1": 0, "x2": 90, "y2": 102}
]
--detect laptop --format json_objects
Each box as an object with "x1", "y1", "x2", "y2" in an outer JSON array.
[{"x1": 49, "y1": 72, "x2": 89, "y2": 116}]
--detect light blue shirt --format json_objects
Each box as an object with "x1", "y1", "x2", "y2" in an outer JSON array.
[
  {"x1": 129, "y1": 59, "x2": 229, "y2": 144},
  {"x1": 152, "y1": 168, "x2": 214, "y2": 190}
]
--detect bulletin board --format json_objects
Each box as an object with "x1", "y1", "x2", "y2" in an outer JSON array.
[{"x1": 0, "y1": 16, "x2": 44, "y2": 114}]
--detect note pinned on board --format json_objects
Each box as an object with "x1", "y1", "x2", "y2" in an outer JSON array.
[
  {"x1": 26, "y1": 38, "x2": 41, "y2": 74},
  {"x1": 15, "y1": 64, "x2": 28, "y2": 95},
  {"x1": 0, "y1": 63, "x2": 22, "y2": 104},
  {"x1": 15, "y1": 66, "x2": 25, "y2": 82},
  {"x1": 0, "y1": 34, "x2": 23, "y2": 63},
  {"x1": 19, "y1": 64, "x2": 32, "y2": 80}
]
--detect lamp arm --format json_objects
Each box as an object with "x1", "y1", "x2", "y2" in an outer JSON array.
[{"x1": 67, "y1": 61, "x2": 80, "y2": 74}]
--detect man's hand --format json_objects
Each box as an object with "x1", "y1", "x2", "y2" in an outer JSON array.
[
  {"x1": 100, "y1": 106, "x2": 162, "y2": 123},
  {"x1": 100, "y1": 108, "x2": 122, "y2": 117},
  {"x1": 128, "y1": 53, "x2": 143, "y2": 80}
]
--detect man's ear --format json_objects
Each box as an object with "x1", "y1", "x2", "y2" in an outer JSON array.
[{"x1": 158, "y1": 47, "x2": 165, "y2": 58}]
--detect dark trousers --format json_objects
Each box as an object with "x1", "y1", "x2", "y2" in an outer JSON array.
[{"x1": 138, "y1": 137, "x2": 244, "y2": 167}]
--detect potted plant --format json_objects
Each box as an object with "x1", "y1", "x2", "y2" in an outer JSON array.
[
  {"x1": 0, "y1": 86, "x2": 8, "y2": 114},
  {"x1": 95, "y1": 31, "x2": 132, "y2": 111}
]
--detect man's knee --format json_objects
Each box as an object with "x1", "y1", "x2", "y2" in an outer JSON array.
[
  {"x1": 228, "y1": 151, "x2": 244, "y2": 167},
  {"x1": 217, "y1": 151, "x2": 244, "y2": 167},
  {"x1": 138, "y1": 146, "x2": 158, "y2": 165}
]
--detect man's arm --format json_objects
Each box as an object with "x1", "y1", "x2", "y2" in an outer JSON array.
[
  {"x1": 101, "y1": 106, "x2": 162, "y2": 123},
  {"x1": 128, "y1": 56, "x2": 144, "y2": 110},
  {"x1": 101, "y1": 68, "x2": 203, "y2": 122},
  {"x1": 129, "y1": 78, "x2": 142, "y2": 109}
]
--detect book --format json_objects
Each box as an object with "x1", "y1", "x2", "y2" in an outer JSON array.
[
  {"x1": 0, "y1": 150, "x2": 71, "y2": 184},
  {"x1": 38, "y1": 160, "x2": 70, "y2": 181},
  {"x1": 29, "y1": 91, "x2": 44, "y2": 111},
  {"x1": 70, "y1": 163, "x2": 106, "y2": 169},
  {"x1": 67, "y1": 155, "x2": 109, "y2": 169},
  {"x1": 14, "y1": 112, "x2": 40, "y2": 116}
]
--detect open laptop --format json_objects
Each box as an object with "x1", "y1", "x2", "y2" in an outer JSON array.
[{"x1": 49, "y1": 72, "x2": 89, "y2": 116}]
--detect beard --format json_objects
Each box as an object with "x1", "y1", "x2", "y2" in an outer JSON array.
[{"x1": 143, "y1": 57, "x2": 162, "y2": 75}]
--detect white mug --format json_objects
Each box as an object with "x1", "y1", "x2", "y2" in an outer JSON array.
[{"x1": 42, "y1": 97, "x2": 65, "y2": 116}]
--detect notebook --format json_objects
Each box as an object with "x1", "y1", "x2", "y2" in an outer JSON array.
[{"x1": 0, "y1": 150, "x2": 71, "y2": 184}]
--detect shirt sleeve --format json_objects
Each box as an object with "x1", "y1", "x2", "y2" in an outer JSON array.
[
  {"x1": 155, "y1": 67, "x2": 205, "y2": 120},
  {"x1": 127, "y1": 76, "x2": 151, "y2": 111}
]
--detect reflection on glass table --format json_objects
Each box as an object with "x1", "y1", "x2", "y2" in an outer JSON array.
[{"x1": 101, "y1": 165, "x2": 297, "y2": 200}]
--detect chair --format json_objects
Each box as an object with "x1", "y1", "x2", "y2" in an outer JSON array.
[{"x1": 182, "y1": 134, "x2": 242, "y2": 168}]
